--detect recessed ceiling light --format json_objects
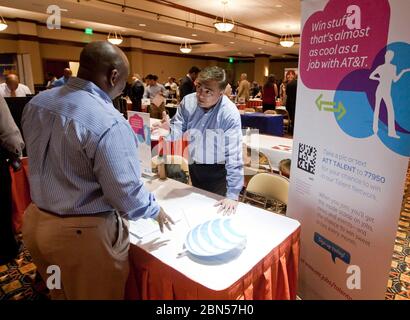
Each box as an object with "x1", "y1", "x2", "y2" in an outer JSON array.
[
  {"x1": 229, "y1": 41, "x2": 235, "y2": 44},
  {"x1": 275, "y1": 4, "x2": 283, "y2": 8},
  {"x1": 258, "y1": 47, "x2": 262, "y2": 50},
  {"x1": 238, "y1": 52, "x2": 242, "y2": 54},
  {"x1": 69, "y1": 21, "x2": 76, "y2": 24},
  {"x1": 192, "y1": 33, "x2": 197, "y2": 37},
  {"x1": 261, "y1": 51, "x2": 265, "y2": 53},
  {"x1": 139, "y1": 23, "x2": 146, "y2": 27}
]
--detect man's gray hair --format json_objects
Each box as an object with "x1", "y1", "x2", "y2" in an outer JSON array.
[{"x1": 197, "y1": 66, "x2": 228, "y2": 90}]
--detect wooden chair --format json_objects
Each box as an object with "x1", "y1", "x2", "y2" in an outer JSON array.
[
  {"x1": 274, "y1": 108, "x2": 291, "y2": 134},
  {"x1": 152, "y1": 155, "x2": 190, "y2": 184},
  {"x1": 242, "y1": 172, "x2": 289, "y2": 214},
  {"x1": 264, "y1": 110, "x2": 277, "y2": 115},
  {"x1": 243, "y1": 146, "x2": 273, "y2": 187}
]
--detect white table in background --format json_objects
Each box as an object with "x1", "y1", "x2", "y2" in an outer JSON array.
[{"x1": 244, "y1": 134, "x2": 293, "y2": 171}]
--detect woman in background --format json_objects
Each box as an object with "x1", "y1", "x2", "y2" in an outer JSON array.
[{"x1": 261, "y1": 74, "x2": 278, "y2": 112}]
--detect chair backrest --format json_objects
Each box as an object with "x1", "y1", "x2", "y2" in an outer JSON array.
[
  {"x1": 264, "y1": 110, "x2": 277, "y2": 115},
  {"x1": 152, "y1": 155, "x2": 189, "y2": 172},
  {"x1": 274, "y1": 108, "x2": 289, "y2": 118},
  {"x1": 243, "y1": 147, "x2": 272, "y2": 172},
  {"x1": 244, "y1": 107, "x2": 256, "y2": 113},
  {"x1": 245, "y1": 173, "x2": 289, "y2": 205},
  {"x1": 152, "y1": 155, "x2": 189, "y2": 183}
]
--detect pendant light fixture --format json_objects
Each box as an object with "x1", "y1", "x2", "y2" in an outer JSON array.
[
  {"x1": 0, "y1": 15, "x2": 8, "y2": 31},
  {"x1": 107, "y1": 31, "x2": 123, "y2": 45},
  {"x1": 279, "y1": 34, "x2": 295, "y2": 48},
  {"x1": 180, "y1": 41, "x2": 192, "y2": 54},
  {"x1": 214, "y1": 0, "x2": 234, "y2": 32}
]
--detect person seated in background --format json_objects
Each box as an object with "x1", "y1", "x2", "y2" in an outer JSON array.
[
  {"x1": 164, "y1": 77, "x2": 178, "y2": 100},
  {"x1": 0, "y1": 74, "x2": 32, "y2": 97},
  {"x1": 44, "y1": 72, "x2": 57, "y2": 89},
  {"x1": 279, "y1": 158, "x2": 291, "y2": 179},
  {"x1": 51, "y1": 68, "x2": 72, "y2": 87}
]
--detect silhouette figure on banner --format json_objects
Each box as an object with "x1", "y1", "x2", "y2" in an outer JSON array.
[{"x1": 369, "y1": 50, "x2": 410, "y2": 139}]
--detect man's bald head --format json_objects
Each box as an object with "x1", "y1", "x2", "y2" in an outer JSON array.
[
  {"x1": 78, "y1": 41, "x2": 130, "y2": 99},
  {"x1": 63, "y1": 68, "x2": 72, "y2": 78},
  {"x1": 6, "y1": 74, "x2": 20, "y2": 91}
]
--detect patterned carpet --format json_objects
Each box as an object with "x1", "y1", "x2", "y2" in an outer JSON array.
[
  {"x1": 0, "y1": 235, "x2": 49, "y2": 300},
  {"x1": 385, "y1": 165, "x2": 410, "y2": 300},
  {"x1": 1, "y1": 166, "x2": 410, "y2": 300}
]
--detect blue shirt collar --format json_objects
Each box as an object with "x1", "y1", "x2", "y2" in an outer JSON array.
[{"x1": 66, "y1": 77, "x2": 112, "y2": 103}]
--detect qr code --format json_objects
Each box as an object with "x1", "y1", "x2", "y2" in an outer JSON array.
[{"x1": 297, "y1": 143, "x2": 317, "y2": 174}]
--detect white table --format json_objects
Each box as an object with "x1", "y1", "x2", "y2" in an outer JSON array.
[
  {"x1": 125, "y1": 178, "x2": 301, "y2": 299},
  {"x1": 244, "y1": 134, "x2": 293, "y2": 171}
]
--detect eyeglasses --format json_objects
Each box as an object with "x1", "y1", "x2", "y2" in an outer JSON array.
[{"x1": 195, "y1": 83, "x2": 217, "y2": 97}]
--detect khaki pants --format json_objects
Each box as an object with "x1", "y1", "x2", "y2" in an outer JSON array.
[{"x1": 22, "y1": 203, "x2": 129, "y2": 300}]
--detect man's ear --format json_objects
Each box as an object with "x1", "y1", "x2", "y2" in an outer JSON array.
[{"x1": 109, "y1": 69, "x2": 119, "y2": 87}]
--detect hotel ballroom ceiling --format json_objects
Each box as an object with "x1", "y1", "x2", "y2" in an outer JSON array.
[{"x1": 0, "y1": 0, "x2": 301, "y2": 59}]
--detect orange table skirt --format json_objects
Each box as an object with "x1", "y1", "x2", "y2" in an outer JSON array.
[
  {"x1": 247, "y1": 100, "x2": 263, "y2": 108},
  {"x1": 10, "y1": 158, "x2": 30, "y2": 233},
  {"x1": 125, "y1": 227, "x2": 300, "y2": 300}
]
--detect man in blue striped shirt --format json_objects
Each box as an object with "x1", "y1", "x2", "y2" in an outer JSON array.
[
  {"x1": 155, "y1": 66, "x2": 244, "y2": 214},
  {"x1": 21, "y1": 41, "x2": 173, "y2": 300}
]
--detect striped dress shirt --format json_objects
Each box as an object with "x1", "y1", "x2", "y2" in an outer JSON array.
[
  {"x1": 22, "y1": 77, "x2": 160, "y2": 219},
  {"x1": 168, "y1": 93, "x2": 244, "y2": 200}
]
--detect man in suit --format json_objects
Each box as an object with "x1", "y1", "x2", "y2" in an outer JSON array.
[
  {"x1": 179, "y1": 66, "x2": 200, "y2": 100},
  {"x1": 237, "y1": 73, "x2": 250, "y2": 102},
  {"x1": 285, "y1": 71, "x2": 297, "y2": 135}
]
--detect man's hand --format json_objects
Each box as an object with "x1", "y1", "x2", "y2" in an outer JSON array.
[
  {"x1": 151, "y1": 111, "x2": 170, "y2": 133},
  {"x1": 155, "y1": 206, "x2": 174, "y2": 232},
  {"x1": 214, "y1": 198, "x2": 238, "y2": 215}
]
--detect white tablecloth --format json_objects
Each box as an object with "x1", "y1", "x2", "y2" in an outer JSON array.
[
  {"x1": 129, "y1": 178, "x2": 300, "y2": 291},
  {"x1": 244, "y1": 134, "x2": 293, "y2": 171}
]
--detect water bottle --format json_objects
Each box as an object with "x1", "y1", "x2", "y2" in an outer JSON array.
[
  {"x1": 157, "y1": 137, "x2": 167, "y2": 180},
  {"x1": 245, "y1": 127, "x2": 251, "y2": 144}
]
